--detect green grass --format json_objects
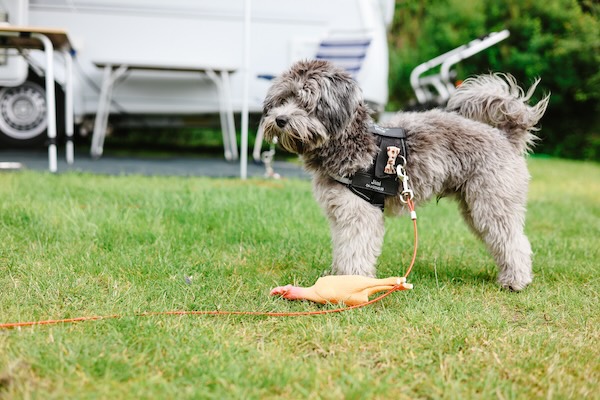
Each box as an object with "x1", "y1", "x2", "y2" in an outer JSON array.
[{"x1": 0, "y1": 157, "x2": 598, "y2": 399}]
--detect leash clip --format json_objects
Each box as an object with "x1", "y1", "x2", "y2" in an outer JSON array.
[{"x1": 397, "y1": 164, "x2": 414, "y2": 203}]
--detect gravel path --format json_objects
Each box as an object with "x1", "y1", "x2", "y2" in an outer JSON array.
[{"x1": 0, "y1": 149, "x2": 309, "y2": 179}]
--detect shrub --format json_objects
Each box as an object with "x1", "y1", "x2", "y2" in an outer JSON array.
[{"x1": 388, "y1": 0, "x2": 600, "y2": 160}]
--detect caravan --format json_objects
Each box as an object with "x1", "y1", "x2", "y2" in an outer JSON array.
[{"x1": 0, "y1": 0, "x2": 393, "y2": 150}]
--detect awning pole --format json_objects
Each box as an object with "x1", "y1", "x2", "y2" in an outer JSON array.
[{"x1": 240, "y1": 0, "x2": 251, "y2": 179}]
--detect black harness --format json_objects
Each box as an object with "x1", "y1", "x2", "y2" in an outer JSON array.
[{"x1": 332, "y1": 124, "x2": 409, "y2": 211}]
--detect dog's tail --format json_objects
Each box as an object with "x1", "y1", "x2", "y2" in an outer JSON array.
[{"x1": 447, "y1": 73, "x2": 550, "y2": 154}]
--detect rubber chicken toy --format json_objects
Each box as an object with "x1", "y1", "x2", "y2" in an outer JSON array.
[{"x1": 270, "y1": 275, "x2": 412, "y2": 306}]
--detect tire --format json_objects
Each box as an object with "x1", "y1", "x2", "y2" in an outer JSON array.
[{"x1": 0, "y1": 81, "x2": 49, "y2": 146}]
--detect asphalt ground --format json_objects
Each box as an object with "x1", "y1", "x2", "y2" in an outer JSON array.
[{"x1": 0, "y1": 149, "x2": 310, "y2": 179}]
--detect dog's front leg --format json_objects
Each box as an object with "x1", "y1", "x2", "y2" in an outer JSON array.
[{"x1": 314, "y1": 178, "x2": 384, "y2": 277}]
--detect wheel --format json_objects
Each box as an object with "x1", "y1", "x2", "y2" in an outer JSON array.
[{"x1": 0, "y1": 81, "x2": 48, "y2": 146}]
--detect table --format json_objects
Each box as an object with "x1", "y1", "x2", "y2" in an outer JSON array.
[
  {"x1": 0, "y1": 25, "x2": 75, "y2": 172},
  {"x1": 91, "y1": 62, "x2": 239, "y2": 161}
]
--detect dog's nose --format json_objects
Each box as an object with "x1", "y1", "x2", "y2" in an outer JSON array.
[{"x1": 275, "y1": 116, "x2": 288, "y2": 128}]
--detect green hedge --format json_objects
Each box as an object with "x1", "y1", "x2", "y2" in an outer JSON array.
[{"x1": 388, "y1": 0, "x2": 600, "y2": 160}]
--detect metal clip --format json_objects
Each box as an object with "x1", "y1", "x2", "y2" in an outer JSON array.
[{"x1": 397, "y1": 165, "x2": 414, "y2": 203}]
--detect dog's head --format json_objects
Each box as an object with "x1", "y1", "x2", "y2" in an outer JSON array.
[{"x1": 261, "y1": 60, "x2": 363, "y2": 154}]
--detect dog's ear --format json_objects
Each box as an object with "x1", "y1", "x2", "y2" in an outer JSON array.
[{"x1": 316, "y1": 73, "x2": 363, "y2": 133}]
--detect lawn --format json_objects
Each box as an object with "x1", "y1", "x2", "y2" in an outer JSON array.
[{"x1": 0, "y1": 157, "x2": 598, "y2": 399}]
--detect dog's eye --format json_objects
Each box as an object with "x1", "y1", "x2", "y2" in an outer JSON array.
[
  {"x1": 297, "y1": 80, "x2": 320, "y2": 110},
  {"x1": 297, "y1": 90, "x2": 316, "y2": 111},
  {"x1": 265, "y1": 95, "x2": 290, "y2": 111},
  {"x1": 298, "y1": 88, "x2": 310, "y2": 101}
]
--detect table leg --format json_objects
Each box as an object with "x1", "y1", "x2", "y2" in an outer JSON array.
[
  {"x1": 205, "y1": 70, "x2": 233, "y2": 161},
  {"x1": 220, "y1": 70, "x2": 238, "y2": 160},
  {"x1": 91, "y1": 64, "x2": 127, "y2": 158},
  {"x1": 62, "y1": 50, "x2": 74, "y2": 165},
  {"x1": 32, "y1": 33, "x2": 57, "y2": 173}
]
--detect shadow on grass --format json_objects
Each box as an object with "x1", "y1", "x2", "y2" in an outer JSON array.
[{"x1": 386, "y1": 259, "x2": 498, "y2": 288}]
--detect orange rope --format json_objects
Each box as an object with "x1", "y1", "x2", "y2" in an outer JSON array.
[
  {"x1": 0, "y1": 199, "x2": 418, "y2": 329},
  {"x1": 403, "y1": 197, "x2": 418, "y2": 279}
]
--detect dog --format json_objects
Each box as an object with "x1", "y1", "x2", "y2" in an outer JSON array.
[{"x1": 261, "y1": 60, "x2": 549, "y2": 291}]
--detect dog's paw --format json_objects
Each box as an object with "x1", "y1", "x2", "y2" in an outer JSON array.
[{"x1": 498, "y1": 274, "x2": 533, "y2": 291}]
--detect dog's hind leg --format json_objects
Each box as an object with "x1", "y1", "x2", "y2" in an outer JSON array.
[
  {"x1": 460, "y1": 174, "x2": 533, "y2": 291},
  {"x1": 314, "y1": 179, "x2": 384, "y2": 277}
]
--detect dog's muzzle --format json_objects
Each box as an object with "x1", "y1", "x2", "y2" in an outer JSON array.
[{"x1": 262, "y1": 111, "x2": 328, "y2": 155}]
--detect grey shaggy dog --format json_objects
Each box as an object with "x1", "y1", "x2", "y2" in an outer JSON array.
[{"x1": 261, "y1": 60, "x2": 549, "y2": 291}]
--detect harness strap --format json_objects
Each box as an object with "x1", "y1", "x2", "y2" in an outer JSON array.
[
  {"x1": 331, "y1": 124, "x2": 409, "y2": 211},
  {"x1": 349, "y1": 186, "x2": 386, "y2": 210}
]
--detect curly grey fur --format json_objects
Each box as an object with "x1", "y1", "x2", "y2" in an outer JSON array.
[
  {"x1": 448, "y1": 73, "x2": 550, "y2": 154},
  {"x1": 261, "y1": 60, "x2": 549, "y2": 291}
]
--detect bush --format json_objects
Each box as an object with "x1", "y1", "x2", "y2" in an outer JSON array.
[{"x1": 388, "y1": 0, "x2": 600, "y2": 160}]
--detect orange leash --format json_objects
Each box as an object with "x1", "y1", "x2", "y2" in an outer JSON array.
[
  {"x1": 0, "y1": 199, "x2": 417, "y2": 329},
  {"x1": 403, "y1": 197, "x2": 418, "y2": 279}
]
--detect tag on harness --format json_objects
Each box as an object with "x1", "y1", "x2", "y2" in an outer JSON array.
[
  {"x1": 351, "y1": 166, "x2": 399, "y2": 197},
  {"x1": 375, "y1": 136, "x2": 405, "y2": 179}
]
